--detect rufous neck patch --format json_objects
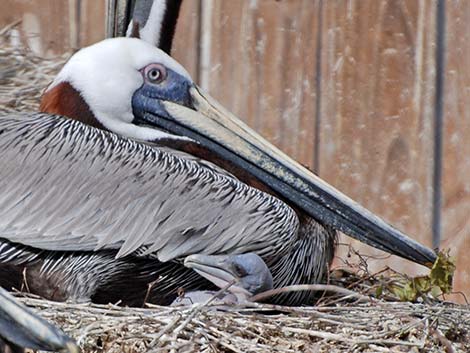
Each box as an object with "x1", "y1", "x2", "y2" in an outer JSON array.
[{"x1": 40, "y1": 82, "x2": 106, "y2": 130}]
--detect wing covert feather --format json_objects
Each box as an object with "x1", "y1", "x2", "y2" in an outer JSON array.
[{"x1": 0, "y1": 114, "x2": 299, "y2": 261}]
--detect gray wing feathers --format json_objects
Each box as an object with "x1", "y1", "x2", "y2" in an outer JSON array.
[{"x1": 0, "y1": 113, "x2": 299, "y2": 262}]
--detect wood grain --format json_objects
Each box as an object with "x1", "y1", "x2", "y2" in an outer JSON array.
[
  {"x1": 317, "y1": 0, "x2": 437, "y2": 275},
  {"x1": 201, "y1": 0, "x2": 320, "y2": 169},
  {"x1": 0, "y1": 0, "x2": 105, "y2": 54},
  {"x1": 79, "y1": 0, "x2": 106, "y2": 48},
  {"x1": 440, "y1": 0, "x2": 470, "y2": 304},
  {"x1": 172, "y1": 0, "x2": 201, "y2": 80},
  {"x1": 0, "y1": 0, "x2": 74, "y2": 56}
]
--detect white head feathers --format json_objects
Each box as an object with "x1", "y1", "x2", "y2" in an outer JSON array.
[{"x1": 48, "y1": 38, "x2": 191, "y2": 141}]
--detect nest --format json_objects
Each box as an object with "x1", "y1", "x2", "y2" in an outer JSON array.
[
  {"x1": 1, "y1": 23, "x2": 470, "y2": 353},
  {"x1": 9, "y1": 292, "x2": 468, "y2": 353}
]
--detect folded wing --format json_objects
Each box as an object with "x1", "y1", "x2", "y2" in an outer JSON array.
[{"x1": 0, "y1": 114, "x2": 299, "y2": 262}]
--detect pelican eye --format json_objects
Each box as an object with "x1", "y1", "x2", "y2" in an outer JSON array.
[{"x1": 144, "y1": 63, "x2": 167, "y2": 84}]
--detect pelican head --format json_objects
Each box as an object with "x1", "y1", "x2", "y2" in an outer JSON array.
[
  {"x1": 184, "y1": 253, "x2": 273, "y2": 299},
  {"x1": 40, "y1": 37, "x2": 436, "y2": 268},
  {"x1": 41, "y1": 38, "x2": 191, "y2": 141}
]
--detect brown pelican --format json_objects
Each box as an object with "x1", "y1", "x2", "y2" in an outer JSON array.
[
  {"x1": 0, "y1": 287, "x2": 78, "y2": 353},
  {"x1": 0, "y1": 37, "x2": 436, "y2": 306},
  {"x1": 172, "y1": 253, "x2": 273, "y2": 305}
]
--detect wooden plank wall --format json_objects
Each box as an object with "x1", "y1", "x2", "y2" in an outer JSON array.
[
  {"x1": 318, "y1": 1, "x2": 437, "y2": 275},
  {"x1": 441, "y1": 1, "x2": 470, "y2": 303},
  {"x1": 1, "y1": 0, "x2": 469, "y2": 303},
  {"x1": 0, "y1": 0, "x2": 105, "y2": 55}
]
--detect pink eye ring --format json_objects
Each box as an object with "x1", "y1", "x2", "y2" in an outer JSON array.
[{"x1": 144, "y1": 63, "x2": 167, "y2": 84}]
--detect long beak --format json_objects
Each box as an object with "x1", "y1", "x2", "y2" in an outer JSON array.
[
  {"x1": 154, "y1": 85, "x2": 437, "y2": 268},
  {"x1": 184, "y1": 255, "x2": 251, "y2": 297},
  {"x1": 0, "y1": 288, "x2": 79, "y2": 352}
]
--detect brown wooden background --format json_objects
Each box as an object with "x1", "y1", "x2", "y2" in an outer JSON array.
[{"x1": 1, "y1": 0, "x2": 469, "y2": 303}]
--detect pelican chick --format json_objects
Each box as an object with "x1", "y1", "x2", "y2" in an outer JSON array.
[{"x1": 172, "y1": 253, "x2": 273, "y2": 305}]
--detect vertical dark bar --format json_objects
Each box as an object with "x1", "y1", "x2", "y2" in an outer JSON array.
[
  {"x1": 159, "y1": 0, "x2": 183, "y2": 54},
  {"x1": 313, "y1": 0, "x2": 323, "y2": 175},
  {"x1": 432, "y1": 0, "x2": 446, "y2": 249},
  {"x1": 195, "y1": 0, "x2": 203, "y2": 85},
  {"x1": 125, "y1": 0, "x2": 136, "y2": 31}
]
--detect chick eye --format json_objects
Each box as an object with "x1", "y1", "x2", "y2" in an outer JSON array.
[
  {"x1": 233, "y1": 263, "x2": 247, "y2": 277},
  {"x1": 144, "y1": 64, "x2": 167, "y2": 84}
]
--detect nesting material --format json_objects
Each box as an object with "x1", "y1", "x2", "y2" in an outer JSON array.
[
  {"x1": 0, "y1": 23, "x2": 69, "y2": 114},
  {"x1": 1, "y1": 24, "x2": 470, "y2": 353},
  {"x1": 12, "y1": 293, "x2": 470, "y2": 353}
]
